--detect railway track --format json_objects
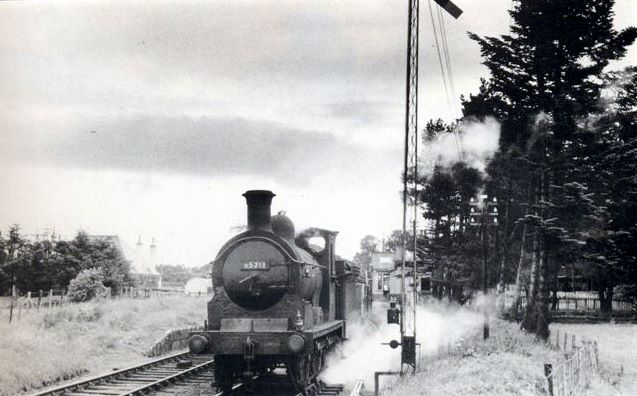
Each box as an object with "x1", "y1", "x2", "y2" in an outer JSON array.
[
  {"x1": 30, "y1": 351, "x2": 361, "y2": 396},
  {"x1": 30, "y1": 351, "x2": 215, "y2": 396},
  {"x1": 249, "y1": 378, "x2": 343, "y2": 396},
  {"x1": 220, "y1": 375, "x2": 349, "y2": 396}
]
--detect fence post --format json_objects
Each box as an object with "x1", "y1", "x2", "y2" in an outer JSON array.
[
  {"x1": 544, "y1": 364, "x2": 554, "y2": 396},
  {"x1": 571, "y1": 352, "x2": 576, "y2": 394},
  {"x1": 576, "y1": 347, "x2": 582, "y2": 388},
  {"x1": 593, "y1": 341, "x2": 599, "y2": 371},
  {"x1": 571, "y1": 334, "x2": 576, "y2": 353},
  {"x1": 584, "y1": 342, "x2": 591, "y2": 387},
  {"x1": 9, "y1": 299, "x2": 14, "y2": 323},
  {"x1": 38, "y1": 290, "x2": 42, "y2": 308},
  {"x1": 564, "y1": 332, "x2": 568, "y2": 351},
  {"x1": 48, "y1": 289, "x2": 53, "y2": 308},
  {"x1": 555, "y1": 329, "x2": 560, "y2": 349},
  {"x1": 563, "y1": 353, "x2": 569, "y2": 396}
]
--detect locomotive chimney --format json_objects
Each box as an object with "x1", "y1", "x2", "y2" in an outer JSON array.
[{"x1": 243, "y1": 190, "x2": 275, "y2": 231}]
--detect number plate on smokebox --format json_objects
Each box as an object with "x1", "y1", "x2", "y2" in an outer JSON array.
[{"x1": 241, "y1": 261, "x2": 270, "y2": 270}]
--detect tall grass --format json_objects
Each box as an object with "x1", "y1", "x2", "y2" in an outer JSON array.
[
  {"x1": 384, "y1": 319, "x2": 599, "y2": 396},
  {"x1": 0, "y1": 296, "x2": 208, "y2": 395}
]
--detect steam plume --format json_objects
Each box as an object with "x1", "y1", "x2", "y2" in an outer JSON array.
[
  {"x1": 420, "y1": 117, "x2": 501, "y2": 177},
  {"x1": 320, "y1": 302, "x2": 482, "y2": 390}
]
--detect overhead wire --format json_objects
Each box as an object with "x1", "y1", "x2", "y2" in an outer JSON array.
[
  {"x1": 437, "y1": 6, "x2": 459, "y2": 114},
  {"x1": 427, "y1": 0, "x2": 452, "y2": 110},
  {"x1": 427, "y1": 0, "x2": 464, "y2": 160},
  {"x1": 438, "y1": 7, "x2": 466, "y2": 161},
  {"x1": 436, "y1": 6, "x2": 464, "y2": 160}
]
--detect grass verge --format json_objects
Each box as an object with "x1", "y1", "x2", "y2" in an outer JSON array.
[
  {"x1": 552, "y1": 322, "x2": 636, "y2": 395},
  {"x1": 0, "y1": 295, "x2": 208, "y2": 395},
  {"x1": 384, "y1": 319, "x2": 620, "y2": 396}
]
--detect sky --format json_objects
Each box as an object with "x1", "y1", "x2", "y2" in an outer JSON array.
[{"x1": 1, "y1": 0, "x2": 635, "y2": 267}]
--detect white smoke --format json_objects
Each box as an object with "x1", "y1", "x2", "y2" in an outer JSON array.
[
  {"x1": 320, "y1": 302, "x2": 483, "y2": 391},
  {"x1": 421, "y1": 117, "x2": 501, "y2": 177},
  {"x1": 320, "y1": 304, "x2": 401, "y2": 387}
]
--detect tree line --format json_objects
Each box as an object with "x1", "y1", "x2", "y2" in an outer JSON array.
[
  {"x1": 355, "y1": 0, "x2": 636, "y2": 341},
  {"x1": 426, "y1": 0, "x2": 636, "y2": 340},
  {"x1": 0, "y1": 225, "x2": 132, "y2": 298}
]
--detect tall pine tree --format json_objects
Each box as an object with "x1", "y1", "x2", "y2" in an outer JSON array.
[{"x1": 466, "y1": 0, "x2": 636, "y2": 338}]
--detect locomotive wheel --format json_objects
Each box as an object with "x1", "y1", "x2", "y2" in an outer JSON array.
[
  {"x1": 288, "y1": 354, "x2": 310, "y2": 392},
  {"x1": 311, "y1": 350, "x2": 322, "y2": 377}
]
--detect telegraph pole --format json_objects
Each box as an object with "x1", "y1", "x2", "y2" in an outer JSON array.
[
  {"x1": 381, "y1": 2, "x2": 463, "y2": 388},
  {"x1": 470, "y1": 195, "x2": 498, "y2": 340},
  {"x1": 398, "y1": 0, "x2": 463, "y2": 373},
  {"x1": 379, "y1": 0, "x2": 464, "y2": 388},
  {"x1": 399, "y1": 0, "x2": 419, "y2": 374},
  {"x1": 481, "y1": 204, "x2": 489, "y2": 339}
]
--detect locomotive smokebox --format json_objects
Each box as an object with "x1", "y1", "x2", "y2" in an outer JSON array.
[{"x1": 243, "y1": 190, "x2": 275, "y2": 231}]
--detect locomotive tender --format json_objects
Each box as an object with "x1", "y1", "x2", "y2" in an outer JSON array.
[{"x1": 188, "y1": 190, "x2": 366, "y2": 393}]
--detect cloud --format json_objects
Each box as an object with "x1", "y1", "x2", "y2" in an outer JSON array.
[
  {"x1": 0, "y1": 0, "x2": 509, "y2": 120},
  {"x1": 324, "y1": 99, "x2": 397, "y2": 123},
  {"x1": 2, "y1": 113, "x2": 361, "y2": 185},
  {"x1": 0, "y1": 1, "x2": 406, "y2": 99}
]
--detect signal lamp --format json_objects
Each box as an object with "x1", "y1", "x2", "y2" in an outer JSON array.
[{"x1": 387, "y1": 301, "x2": 400, "y2": 324}]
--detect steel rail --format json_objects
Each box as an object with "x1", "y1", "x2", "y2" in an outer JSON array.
[
  {"x1": 213, "y1": 377, "x2": 343, "y2": 396},
  {"x1": 29, "y1": 350, "x2": 207, "y2": 396},
  {"x1": 121, "y1": 358, "x2": 214, "y2": 395},
  {"x1": 213, "y1": 381, "x2": 246, "y2": 396}
]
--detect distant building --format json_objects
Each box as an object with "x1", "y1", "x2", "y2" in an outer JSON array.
[
  {"x1": 184, "y1": 277, "x2": 212, "y2": 295},
  {"x1": 370, "y1": 252, "x2": 396, "y2": 297},
  {"x1": 371, "y1": 249, "x2": 435, "y2": 300},
  {"x1": 88, "y1": 235, "x2": 158, "y2": 275}
]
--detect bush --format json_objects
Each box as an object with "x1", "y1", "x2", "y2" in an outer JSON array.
[
  {"x1": 42, "y1": 309, "x2": 75, "y2": 329},
  {"x1": 67, "y1": 268, "x2": 109, "y2": 302}
]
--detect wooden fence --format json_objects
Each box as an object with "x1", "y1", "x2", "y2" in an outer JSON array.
[
  {"x1": 543, "y1": 331, "x2": 599, "y2": 396},
  {"x1": 5, "y1": 287, "x2": 208, "y2": 323},
  {"x1": 6, "y1": 289, "x2": 69, "y2": 323},
  {"x1": 504, "y1": 295, "x2": 633, "y2": 312}
]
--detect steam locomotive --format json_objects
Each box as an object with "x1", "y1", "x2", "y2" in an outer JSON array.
[{"x1": 188, "y1": 190, "x2": 367, "y2": 393}]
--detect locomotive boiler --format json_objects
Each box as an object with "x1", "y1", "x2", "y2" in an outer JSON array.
[{"x1": 188, "y1": 190, "x2": 366, "y2": 393}]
